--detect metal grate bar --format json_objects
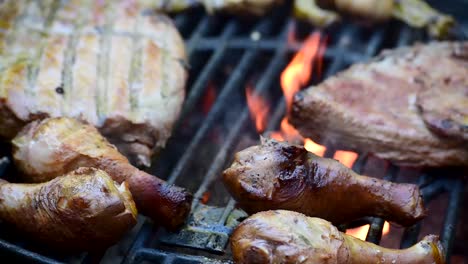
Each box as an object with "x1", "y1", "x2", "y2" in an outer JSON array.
[
  {"x1": 191, "y1": 21, "x2": 292, "y2": 210},
  {"x1": 177, "y1": 22, "x2": 238, "y2": 122},
  {"x1": 366, "y1": 165, "x2": 398, "y2": 244},
  {"x1": 0, "y1": 239, "x2": 62, "y2": 264},
  {"x1": 441, "y1": 177, "x2": 464, "y2": 260},
  {"x1": 186, "y1": 17, "x2": 213, "y2": 56},
  {"x1": 166, "y1": 17, "x2": 276, "y2": 185}
]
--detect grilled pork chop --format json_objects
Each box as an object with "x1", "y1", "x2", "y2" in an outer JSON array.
[
  {"x1": 290, "y1": 41, "x2": 468, "y2": 167},
  {"x1": 0, "y1": 0, "x2": 187, "y2": 166}
]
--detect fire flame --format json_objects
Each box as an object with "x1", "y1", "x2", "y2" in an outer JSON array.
[
  {"x1": 333, "y1": 150, "x2": 358, "y2": 168},
  {"x1": 271, "y1": 32, "x2": 328, "y2": 157},
  {"x1": 281, "y1": 32, "x2": 322, "y2": 113},
  {"x1": 346, "y1": 221, "x2": 391, "y2": 240},
  {"x1": 304, "y1": 138, "x2": 326, "y2": 157},
  {"x1": 246, "y1": 31, "x2": 329, "y2": 157},
  {"x1": 383, "y1": 221, "x2": 390, "y2": 236},
  {"x1": 346, "y1": 225, "x2": 370, "y2": 241},
  {"x1": 202, "y1": 82, "x2": 216, "y2": 115},
  {"x1": 246, "y1": 86, "x2": 270, "y2": 133}
]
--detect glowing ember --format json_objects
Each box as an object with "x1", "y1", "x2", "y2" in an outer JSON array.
[
  {"x1": 202, "y1": 82, "x2": 216, "y2": 115},
  {"x1": 246, "y1": 86, "x2": 270, "y2": 133},
  {"x1": 383, "y1": 221, "x2": 390, "y2": 236},
  {"x1": 304, "y1": 138, "x2": 326, "y2": 157},
  {"x1": 201, "y1": 191, "x2": 211, "y2": 204},
  {"x1": 333, "y1": 150, "x2": 358, "y2": 168},
  {"x1": 281, "y1": 32, "x2": 321, "y2": 113},
  {"x1": 346, "y1": 225, "x2": 370, "y2": 241}
]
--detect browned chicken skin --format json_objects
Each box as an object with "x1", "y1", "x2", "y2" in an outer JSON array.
[
  {"x1": 231, "y1": 210, "x2": 445, "y2": 264},
  {"x1": 12, "y1": 117, "x2": 192, "y2": 230},
  {"x1": 223, "y1": 139, "x2": 425, "y2": 226},
  {"x1": 0, "y1": 167, "x2": 137, "y2": 251}
]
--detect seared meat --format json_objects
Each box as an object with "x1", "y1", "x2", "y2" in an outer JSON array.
[
  {"x1": 416, "y1": 72, "x2": 468, "y2": 144},
  {"x1": 290, "y1": 41, "x2": 468, "y2": 167},
  {"x1": 295, "y1": 0, "x2": 454, "y2": 38},
  {"x1": 223, "y1": 139, "x2": 425, "y2": 226},
  {"x1": 150, "y1": 0, "x2": 454, "y2": 38},
  {"x1": 231, "y1": 210, "x2": 445, "y2": 264},
  {"x1": 0, "y1": 0, "x2": 187, "y2": 166},
  {"x1": 13, "y1": 117, "x2": 192, "y2": 230},
  {"x1": 152, "y1": 0, "x2": 283, "y2": 15},
  {"x1": 0, "y1": 167, "x2": 137, "y2": 251}
]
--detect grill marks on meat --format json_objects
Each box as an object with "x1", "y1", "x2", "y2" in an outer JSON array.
[
  {"x1": 223, "y1": 139, "x2": 425, "y2": 226},
  {"x1": 290, "y1": 41, "x2": 468, "y2": 167},
  {"x1": 0, "y1": 0, "x2": 187, "y2": 166}
]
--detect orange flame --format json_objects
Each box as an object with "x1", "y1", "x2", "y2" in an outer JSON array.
[
  {"x1": 269, "y1": 32, "x2": 327, "y2": 157},
  {"x1": 280, "y1": 32, "x2": 322, "y2": 113},
  {"x1": 346, "y1": 225, "x2": 370, "y2": 241},
  {"x1": 304, "y1": 138, "x2": 326, "y2": 157},
  {"x1": 246, "y1": 86, "x2": 270, "y2": 133},
  {"x1": 346, "y1": 221, "x2": 391, "y2": 241},
  {"x1": 333, "y1": 150, "x2": 358, "y2": 168},
  {"x1": 383, "y1": 221, "x2": 390, "y2": 236},
  {"x1": 202, "y1": 82, "x2": 216, "y2": 115},
  {"x1": 201, "y1": 191, "x2": 211, "y2": 204}
]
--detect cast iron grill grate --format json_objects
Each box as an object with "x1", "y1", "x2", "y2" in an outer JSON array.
[{"x1": 0, "y1": 1, "x2": 466, "y2": 263}]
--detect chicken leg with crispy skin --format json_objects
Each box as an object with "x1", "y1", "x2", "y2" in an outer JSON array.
[
  {"x1": 231, "y1": 210, "x2": 445, "y2": 264},
  {"x1": 223, "y1": 138, "x2": 425, "y2": 226},
  {"x1": 12, "y1": 117, "x2": 193, "y2": 230},
  {"x1": 0, "y1": 167, "x2": 137, "y2": 251}
]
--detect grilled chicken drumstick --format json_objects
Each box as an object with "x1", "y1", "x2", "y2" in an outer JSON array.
[
  {"x1": 0, "y1": 167, "x2": 137, "y2": 251},
  {"x1": 12, "y1": 117, "x2": 192, "y2": 230},
  {"x1": 223, "y1": 138, "x2": 425, "y2": 226},
  {"x1": 231, "y1": 210, "x2": 445, "y2": 264}
]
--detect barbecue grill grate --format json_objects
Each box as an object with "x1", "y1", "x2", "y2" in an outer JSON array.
[{"x1": 0, "y1": 1, "x2": 466, "y2": 263}]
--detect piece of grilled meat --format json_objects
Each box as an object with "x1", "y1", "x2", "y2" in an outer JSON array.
[
  {"x1": 290, "y1": 41, "x2": 468, "y2": 168},
  {"x1": 0, "y1": 167, "x2": 137, "y2": 251},
  {"x1": 231, "y1": 210, "x2": 445, "y2": 264},
  {"x1": 0, "y1": 0, "x2": 187, "y2": 167},
  {"x1": 13, "y1": 117, "x2": 192, "y2": 230},
  {"x1": 295, "y1": 0, "x2": 454, "y2": 38},
  {"x1": 417, "y1": 74, "x2": 468, "y2": 144},
  {"x1": 223, "y1": 139, "x2": 425, "y2": 226},
  {"x1": 150, "y1": 0, "x2": 454, "y2": 38},
  {"x1": 152, "y1": 0, "x2": 283, "y2": 15}
]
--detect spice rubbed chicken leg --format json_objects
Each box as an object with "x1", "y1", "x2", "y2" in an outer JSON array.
[
  {"x1": 231, "y1": 210, "x2": 445, "y2": 264},
  {"x1": 12, "y1": 117, "x2": 192, "y2": 230},
  {"x1": 223, "y1": 139, "x2": 425, "y2": 226},
  {"x1": 0, "y1": 167, "x2": 137, "y2": 251}
]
